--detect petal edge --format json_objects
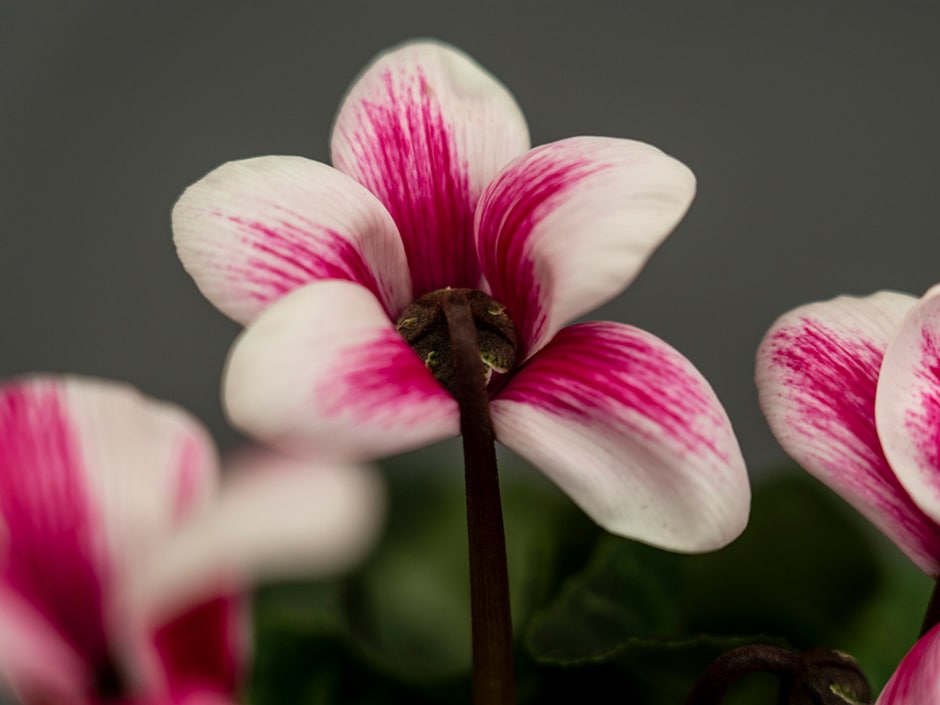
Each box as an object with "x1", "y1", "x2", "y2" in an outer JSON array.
[{"x1": 492, "y1": 322, "x2": 749, "y2": 552}]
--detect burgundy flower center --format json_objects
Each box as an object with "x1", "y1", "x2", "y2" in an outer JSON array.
[{"x1": 395, "y1": 288, "x2": 517, "y2": 397}]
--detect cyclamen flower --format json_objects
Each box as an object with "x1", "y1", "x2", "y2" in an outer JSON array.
[
  {"x1": 174, "y1": 39, "x2": 749, "y2": 552},
  {"x1": 0, "y1": 376, "x2": 382, "y2": 705},
  {"x1": 756, "y1": 286, "x2": 940, "y2": 575},
  {"x1": 757, "y1": 286, "x2": 940, "y2": 704}
]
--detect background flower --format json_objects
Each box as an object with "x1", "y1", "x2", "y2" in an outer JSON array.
[
  {"x1": 757, "y1": 286, "x2": 940, "y2": 704},
  {"x1": 756, "y1": 287, "x2": 940, "y2": 575}
]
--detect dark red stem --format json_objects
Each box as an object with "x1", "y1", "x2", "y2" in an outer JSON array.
[{"x1": 442, "y1": 289, "x2": 516, "y2": 705}]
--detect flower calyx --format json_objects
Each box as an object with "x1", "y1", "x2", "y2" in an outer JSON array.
[{"x1": 395, "y1": 288, "x2": 517, "y2": 398}]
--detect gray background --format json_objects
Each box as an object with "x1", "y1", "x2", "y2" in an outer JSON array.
[{"x1": 2, "y1": 1, "x2": 939, "y2": 476}]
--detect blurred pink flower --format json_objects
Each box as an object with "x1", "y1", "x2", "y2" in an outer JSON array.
[
  {"x1": 174, "y1": 39, "x2": 749, "y2": 552},
  {"x1": 0, "y1": 375, "x2": 382, "y2": 705}
]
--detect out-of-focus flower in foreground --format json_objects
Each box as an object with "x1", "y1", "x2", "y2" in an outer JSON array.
[
  {"x1": 756, "y1": 285, "x2": 940, "y2": 575},
  {"x1": 174, "y1": 39, "x2": 749, "y2": 552},
  {"x1": 0, "y1": 375, "x2": 383, "y2": 705}
]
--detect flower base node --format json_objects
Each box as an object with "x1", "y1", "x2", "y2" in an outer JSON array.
[{"x1": 396, "y1": 288, "x2": 517, "y2": 397}]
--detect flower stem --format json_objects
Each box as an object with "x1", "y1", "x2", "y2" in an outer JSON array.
[
  {"x1": 686, "y1": 645, "x2": 871, "y2": 705},
  {"x1": 919, "y1": 578, "x2": 940, "y2": 637},
  {"x1": 442, "y1": 289, "x2": 516, "y2": 705},
  {"x1": 686, "y1": 645, "x2": 798, "y2": 705}
]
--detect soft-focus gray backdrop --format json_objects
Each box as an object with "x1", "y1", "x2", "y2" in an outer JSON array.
[{"x1": 2, "y1": 1, "x2": 938, "y2": 476}]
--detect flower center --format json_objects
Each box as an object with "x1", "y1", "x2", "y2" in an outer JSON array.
[{"x1": 395, "y1": 288, "x2": 517, "y2": 397}]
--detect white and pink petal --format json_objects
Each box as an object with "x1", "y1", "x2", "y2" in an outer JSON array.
[
  {"x1": 331, "y1": 40, "x2": 530, "y2": 295},
  {"x1": 877, "y1": 284, "x2": 940, "y2": 524},
  {"x1": 223, "y1": 280, "x2": 459, "y2": 461},
  {"x1": 490, "y1": 322, "x2": 749, "y2": 552},
  {"x1": 475, "y1": 136, "x2": 696, "y2": 357},
  {"x1": 876, "y1": 623, "x2": 940, "y2": 705},
  {"x1": 755, "y1": 291, "x2": 940, "y2": 575},
  {"x1": 173, "y1": 156, "x2": 412, "y2": 324},
  {"x1": 134, "y1": 448, "x2": 384, "y2": 622}
]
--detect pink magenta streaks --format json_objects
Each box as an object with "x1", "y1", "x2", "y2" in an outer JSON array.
[
  {"x1": 769, "y1": 319, "x2": 940, "y2": 559},
  {"x1": 228, "y1": 214, "x2": 385, "y2": 314},
  {"x1": 907, "y1": 327, "x2": 940, "y2": 478},
  {"x1": 498, "y1": 322, "x2": 726, "y2": 459},
  {"x1": 476, "y1": 146, "x2": 606, "y2": 353},
  {"x1": 335, "y1": 67, "x2": 476, "y2": 296},
  {"x1": 0, "y1": 381, "x2": 110, "y2": 671},
  {"x1": 317, "y1": 328, "x2": 449, "y2": 426}
]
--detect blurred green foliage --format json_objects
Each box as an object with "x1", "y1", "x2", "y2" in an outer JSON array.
[{"x1": 248, "y1": 453, "x2": 932, "y2": 705}]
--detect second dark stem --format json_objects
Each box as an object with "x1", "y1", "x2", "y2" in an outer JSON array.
[
  {"x1": 442, "y1": 290, "x2": 516, "y2": 705},
  {"x1": 920, "y1": 578, "x2": 940, "y2": 637}
]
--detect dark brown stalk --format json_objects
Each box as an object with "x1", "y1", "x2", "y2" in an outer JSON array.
[
  {"x1": 442, "y1": 289, "x2": 516, "y2": 705},
  {"x1": 686, "y1": 645, "x2": 799, "y2": 705}
]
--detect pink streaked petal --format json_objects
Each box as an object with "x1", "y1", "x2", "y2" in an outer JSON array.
[
  {"x1": 0, "y1": 376, "x2": 221, "y2": 694},
  {"x1": 876, "y1": 623, "x2": 940, "y2": 705},
  {"x1": 60, "y1": 377, "x2": 221, "y2": 673},
  {"x1": 491, "y1": 322, "x2": 749, "y2": 552},
  {"x1": 151, "y1": 595, "x2": 244, "y2": 705},
  {"x1": 475, "y1": 137, "x2": 696, "y2": 357},
  {"x1": 756, "y1": 291, "x2": 940, "y2": 575},
  {"x1": 135, "y1": 449, "x2": 383, "y2": 622},
  {"x1": 878, "y1": 284, "x2": 940, "y2": 523},
  {"x1": 331, "y1": 40, "x2": 530, "y2": 296},
  {"x1": 0, "y1": 378, "x2": 114, "y2": 673},
  {"x1": 224, "y1": 280, "x2": 459, "y2": 460},
  {"x1": 174, "y1": 156, "x2": 412, "y2": 324},
  {"x1": 0, "y1": 583, "x2": 87, "y2": 702}
]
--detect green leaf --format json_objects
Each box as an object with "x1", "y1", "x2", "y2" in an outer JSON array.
[
  {"x1": 840, "y1": 533, "x2": 933, "y2": 692},
  {"x1": 250, "y1": 460, "x2": 897, "y2": 704},
  {"x1": 349, "y1": 453, "x2": 597, "y2": 680},
  {"x1": 680, "y1": 472, "x2": 882, "y2": 646},
  {"x1": 526, "y1": 536, "x2": 682, "y2": 663},
  {"x1": 526, "y1": 471, "x2": 883, "y2": 684}
]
